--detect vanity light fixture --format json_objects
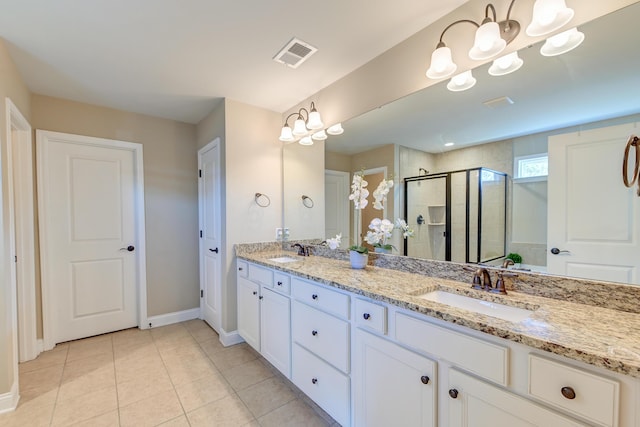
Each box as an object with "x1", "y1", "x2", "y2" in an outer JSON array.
[
  {"x1": 279, "y1": 101, "x2": 324, "y2": 142},
  {"x1": 279, "y1": 103, "x2": 345, "y2": 146},
  {"x1": 426, "y1": 0, "x2": 578, "y2": 92}
]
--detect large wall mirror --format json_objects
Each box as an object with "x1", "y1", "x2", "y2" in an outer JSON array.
[{"x1": 283, "y1": 2, "x2": 640, "y2": 284}]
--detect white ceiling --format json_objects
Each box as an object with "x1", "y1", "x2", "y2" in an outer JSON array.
[
  {"x1": 325, "y1": 2, "x2": 640, "y2": 154},
  {"x1": 0, "y1": 0, "x2": 469, "y2": 124}
]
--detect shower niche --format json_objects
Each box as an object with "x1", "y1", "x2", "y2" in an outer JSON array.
[{"x1": 404, "y1": 167, "x2": 507, "y2": 264}]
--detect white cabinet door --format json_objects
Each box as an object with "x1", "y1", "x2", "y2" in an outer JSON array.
[
  {"x1": 447, "y1": 369, "x2": 584, "y2": 427},
  {"x1": 237, "y1": 276, "x2": 260, "y2": 351},
  {"x1": 354, "y1": 329, "x2": 436, "y2": 427},
  {"x1": 261, "y1": 286, "x2": 291, "y2": 378}
]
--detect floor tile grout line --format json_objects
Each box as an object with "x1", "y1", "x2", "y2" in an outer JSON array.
[
  {"x1": 110, "y1": 335, "x2": 122, "y2": 427},
  {"x1": 46, "y1": 341, "x2": 70, "y2": 427},
  {"x1": 155, "y1": 324, "x2": 191, "y2": 425}
]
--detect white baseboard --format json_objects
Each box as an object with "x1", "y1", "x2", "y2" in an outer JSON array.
[
  {"x1": 219, "y1": 328, "x2": 244, "y2": 347},
  {"x1": 37, "y1": 339, "x2": 44, "y2": 354},
  {"x1": 0, "y1": 381, "x2": 19, "y2": 414},
  {"x1": 145, "y1": 308, "x2": 200, "y2": 329}
]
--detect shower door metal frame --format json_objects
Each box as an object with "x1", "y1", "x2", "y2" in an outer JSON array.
[{"x1": 404, "y1": 167, "x2": 507, "y2": 264}]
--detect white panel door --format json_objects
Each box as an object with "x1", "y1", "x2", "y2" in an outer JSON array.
[
  {"x1": 199, "y1": 139, "x2": 221, "y2": 332},
  {"x1": 548, "y1": 122, "x2": 640, "y2": 284},
  {"x1": 325, "y1": 170, "x2": 350, "y2": 243},
  {"x1": 37, "y1": 131, "x2": 144, "y2": 345}
]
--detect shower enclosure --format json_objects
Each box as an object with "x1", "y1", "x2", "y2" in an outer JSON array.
[{"x1": 404, "y1": 167, "x2": 507, "y2": 264}]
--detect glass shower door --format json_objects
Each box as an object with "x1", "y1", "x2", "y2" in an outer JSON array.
[{"x1": 406, "y1": 175, "x2": 447, "y2": 260}]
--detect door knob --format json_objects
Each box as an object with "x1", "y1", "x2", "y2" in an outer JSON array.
[
  {"x1": 209, "y1": 247, "x2": 219, "y2": 253},
  {"x1": 550, "y1": 247, "x2": 570, "y2": 255},
  {"x1": 120, "y1": 245, "x2": 135, "y2": 252}
]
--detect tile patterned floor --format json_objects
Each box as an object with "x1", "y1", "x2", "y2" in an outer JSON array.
[{"x1": 0, "y1": 320, "x2": 339, "y2": 426}]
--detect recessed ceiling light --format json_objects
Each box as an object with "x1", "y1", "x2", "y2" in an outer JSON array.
[{"x1": 444, "y1": 142, "x2": 455, "y2": 147}]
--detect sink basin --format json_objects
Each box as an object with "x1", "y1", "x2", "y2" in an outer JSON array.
[
  {"x1": 268, "y1": 256, "x2": 299, "y2": 263},
  {"x1": 419, "y1": 290, "x2": 533, "y2": 322}
]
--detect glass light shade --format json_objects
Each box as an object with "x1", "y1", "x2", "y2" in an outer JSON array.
[
  {"x1": 526, "y1": 0, "x2": 574, "y2": 37},
  {"x1": 326, "y1": 123, "x2": 344, "y2": 135},
  {"x1": 299, "y1": 136, "x2": 313, "y2": 146},
  {"x1": 312, "y1": 130, "x2": 327, "y2": 141},
  {"x1": 447, "y1": 70, "x2": 477, "y2": 92},
  {"x1": 469, "y1": 21, "x2": 506, "y2": 60},
  {"x1": 540, "y1": 27, "x2": 584, "y2": 56},
  {"x1": 488, "y1": 52, "x2": 524, "y2": 76},
  {"x1": 292, "y1": 118, "x2": 308, "y2": 136},
  {"x1": 279, "y1": 125, "x2": 294, "y2": 142},
  {"x1": 426, "y1": 46, "x2": 457, "y2": 79},
  {"x1": 306, "y1": 110, "x2": 323, "y2": 130}
]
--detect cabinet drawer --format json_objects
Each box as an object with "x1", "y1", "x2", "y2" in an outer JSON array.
[
  {"x1": 395, "y1": 312, "x2": 508, "y2": 386},
  {"x1": 528, "y1": 354, "x2": 619, "y2": 427},
  {"x1": 291, "y1": 278, "x2": 349, "y2": 319},
  {"x1": 237, "y1": 260, "x2": 248, "y2": 277},
  {"x1": 292, "y1": 301, "x2": 350, "y2": 373},
  {"x1": 292, "y1": 344, "x2": 350, "y2": 427},
  {"x1": 354, "y1": 298, "x2": 387, "y2": 335},
  {"x1": 248, "y1": 263, "x2": 273, "y2": 286},
  {"x1": 273, "y1": 271, "x2": 291, "y2": 295}
]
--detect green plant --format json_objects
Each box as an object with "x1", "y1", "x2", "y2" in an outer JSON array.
[
  {"x1": 349, "y1": 245, "x2": 369, "y2": 254},
  {"x1": 506, "y1": 253, "x2": 522, "y2": 264}
]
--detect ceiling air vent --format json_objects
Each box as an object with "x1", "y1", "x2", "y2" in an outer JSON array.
[
  {"x1": 273, "y1": 37, "x2": 318, "y2": 69},
  {"x1": 483, "y1": 96, "x2": 515, "y2": 109}
]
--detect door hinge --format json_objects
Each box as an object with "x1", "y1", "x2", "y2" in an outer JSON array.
[
  {"x1": 200, "y1": 230, "x2": 203, "y2": 238},
  {"x1": 200, "y1": 289, "x2": 203, "y2": 298},
  {"x1": 199, "y1": 169, "x2": 202, "y2": 178},
  {"x1": 14, "y1": 255, "x2": 17, "y2": 263}
]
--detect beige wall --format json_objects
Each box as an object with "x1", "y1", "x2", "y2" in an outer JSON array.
[
  {"x1": 0, "y1": 39, "x2": 32, "y2": 397},
  {"x1": 31, "y1": 95, "x2": 200, "y2": 318},
  {"x1": 325, "y1": 151, "x2": 351, "y2": 173},
  {"x1": 197, "y1": 99, "x2": 282, "y2": 333},
  {"x1": 284, "y1": 141, "x2": 325, "y2": 240}
]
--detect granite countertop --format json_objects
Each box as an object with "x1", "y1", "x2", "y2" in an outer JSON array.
[{"x1": 237, "y1": 250, "x2": 640, "y2": 379}]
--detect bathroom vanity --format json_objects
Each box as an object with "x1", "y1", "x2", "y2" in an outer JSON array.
[{"x1": 235, "y1": 246, "x2": 640, "y2": 427}]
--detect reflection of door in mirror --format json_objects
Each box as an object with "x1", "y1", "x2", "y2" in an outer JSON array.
[
  {"x1": 548, "y1": 122, "x2": 640, "y2": 284},
  {"x1": 361, "y1": 169, "x2": 386, "y2": 251},
  {"x1": 325, "y1": 170, "x2": 350, "y2": 244}
]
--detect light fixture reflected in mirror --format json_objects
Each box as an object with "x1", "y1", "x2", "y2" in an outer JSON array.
[
  {"x1": 540, "y1": 27, "x2": 584, "y2": 56},
  {"x1": 488, "y1": 51, "x2": 524, "y2": 76},
  {"x1": 279, "y1": 103, "x2": 344, "y2": 144},
  {"x1": 447, "y1": 70, "x2": 477, "y2": 92},
  {"x1": 327, "y1": 123, "x2": 344, "y2": 135},
  {"x1": 312, "y1": 129, "x2": 327, "y2": 141},
  {"x1": 299, "y1": 136, "x2": 313, "y2": 146},
  {"x1": 426, "y1": 0, "x2": 578, "y2": 90}
]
